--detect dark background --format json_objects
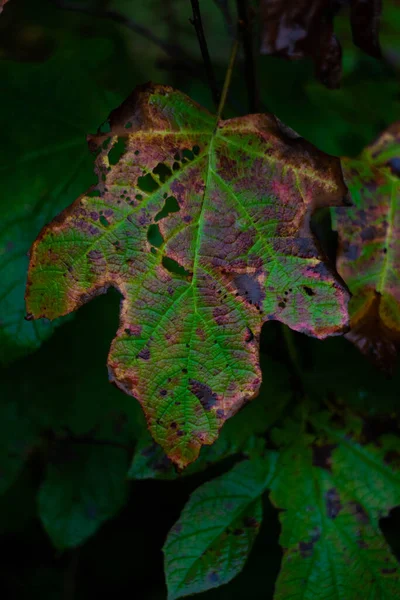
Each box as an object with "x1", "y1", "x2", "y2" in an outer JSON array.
[{"x1": 1, "y1": 0, "x2": 400, "y2": 598}]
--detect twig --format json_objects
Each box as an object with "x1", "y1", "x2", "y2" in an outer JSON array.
[
  {"x1": 190, "y1": 0, "x2": 220, "y2": 108},
  {"x1": 217, "y1": 38, "x2": 239, "y2": 121},
  {"x1": 236, "y1": 0, "x2": 259, "y2": 112}
]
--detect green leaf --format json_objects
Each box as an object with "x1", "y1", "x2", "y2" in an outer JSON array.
[
  {"x1": 333, "y1": 122, "x2": 400, "y2": 368},
  {"x1": 269, "y1": 410, "x2": 400, "y2": 600},
  {"x1": 163, "y1": 457, "x2": 277, "y2": 600},
  {"x1": 0, "y1": 1, "x2": 135, "y2": 364},
  {"x1": 38, "y1": 444, "x2": 129, "y2": 549},
  {"x1": 26, "y1": 84, "x2": 349, "y2": 468}
]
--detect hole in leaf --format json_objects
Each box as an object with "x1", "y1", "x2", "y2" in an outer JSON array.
[
  {"x1": 162, "y1": 256, "x2": 192, "y2": 278},
  {"x1": 102, "y1": 137, "x2": 111, "y2": 150},
  {"x1": 182, "y1": 148, "x2": 194, "y2": 161},
  {"x1": 125, "y1": 121, "x2": 133, "y2": 129},
  {"x1": 137, "y1": 173, "x2": 160, "y2": 193},
  {"x1": 87, "y1": 189, "x2": 101, "y2": 198},
  {"x1": 99, "y1": 121, "x2": 111, "y2": 134},
  {"x1": 100, "y1": 215, "x2": 109, "y2": 227},
  {"x1": 153, "y1": 163, "x2": 172, "y2": 183},
  {"x1": 108, "y1": 138, "x2": 126, "y2": 165},
  {"x1": 155, "y1": 196, "x2": 180, "y2": 222},
  {"x1": 192, "y1": 145, "x2": 200, "y2": 155},
  {"x1": 147, "y1": 224, "x2": 164, "y2": 248},
  {"x1": 303, "y1": 286, "x2": 315, "y2": 296},
  {"x1": 172, "y1": 161, "x2": 180, "y2": 171}
]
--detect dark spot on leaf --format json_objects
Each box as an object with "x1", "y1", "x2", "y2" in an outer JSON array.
[
  {"x1": 189, "y1": 379, "x2": 218, "y2": 410},
  {"x1": 234, "y1": 274, "x2": 263, "y2": 305},
  {"x1": 245, "y1": 327, "x2": 254, "y2": 342},
  {"x1": 243, "y1": 516, "x2": 258, "y2": 528},
  {"x1": 361, "y1": 225, "x2": 377, "y2": 242},
  {"x1": 382, "y1": 567, "x2": 397, "y2": 574},
  {"x1": 311, "y1": 443, "x2": 337, "y2": 472},
  {"x1": 208, "y1": 572, "x2": 219, "y2": 584},
  {"x1": 325, "y1": 488, "x2": 341, "y2": 519},
  {"x1": 233, "y1": 528, "x2": 243, "y2": 536},
  {"x1": 350, "y1": 502, "x2": 369, "y2": 524},
  {"x1": 388, "y1": 157, "x2": 400, "y2": 177},
  {"x1": 138, "y1": 347, "x2": 150, "y2": 360},
  {"x1": 343, "y1": 242, "x2": 360, "y2": 260},
  {"x1": 300, "y1": 528, "x2": 320, "y2": 559}
]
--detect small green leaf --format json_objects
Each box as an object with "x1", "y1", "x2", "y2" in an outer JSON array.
[
  {"x1": 38, "y1": 444, "x2": 129, "y2": 549},
  {"x1": 163, "y1": 457, "x2": 277, "y2": 600},
  {"x1": 26, "y1": 84, "x2": 349, "y2": 468},
  {"x1": 269, "y1": 410, "x2": 400, "y2": 600}
]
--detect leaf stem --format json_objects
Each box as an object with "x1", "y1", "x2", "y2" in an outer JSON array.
[
  {"x1": 190, "y1": 0, "x2": 220, "y2": 108},
  {"x1": 216, "y1": 38, "x2": 239, "y2": 121}
]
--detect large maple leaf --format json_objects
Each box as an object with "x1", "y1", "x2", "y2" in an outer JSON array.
[
  {"x1": 26, "y1": 84, "x2": 349, "y2": 467},
  {"x1": 333, "y1": 122, "x2": 400, "y2": 369}
]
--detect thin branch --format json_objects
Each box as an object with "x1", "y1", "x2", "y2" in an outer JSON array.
[
  {"x1": 190, "y1": 0, "x2": 220, "y2": 108},
  {"x1": 236, "y1": 0, "x2": 259, "y2": 112},
  {"x1": 217, "y1": 38, "x2": 239, "y2": 121}
]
